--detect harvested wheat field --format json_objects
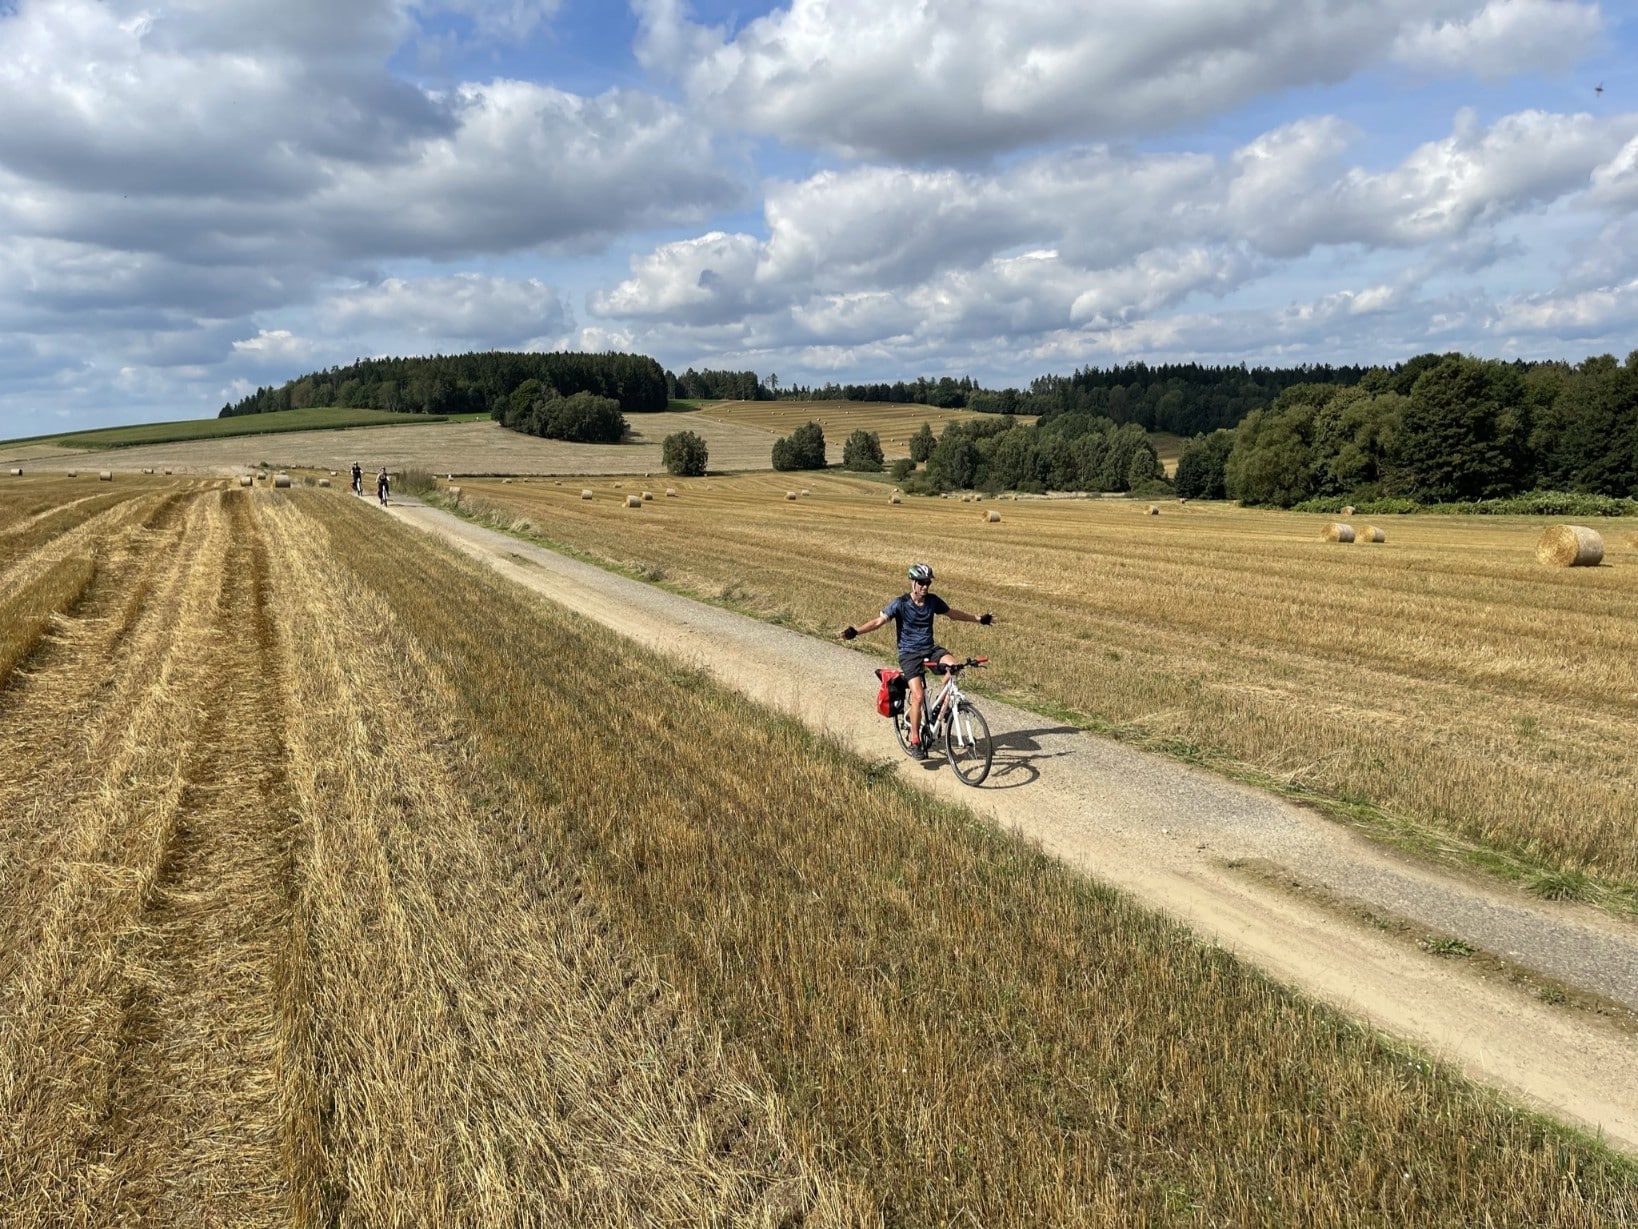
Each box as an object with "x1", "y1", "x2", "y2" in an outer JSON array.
[
  {"x1": 0, "y1": 413, "x2": 787, "y2": 479},
  {"x1": 3, "y1": 474, "x2": 1635, "y2": 1225},
  {"x1": 689, "y1": 400, "x2": 1036, "y2": 458},
  {"x1": 448, "y1": 472, "x2": 1638, "y2": 902}
]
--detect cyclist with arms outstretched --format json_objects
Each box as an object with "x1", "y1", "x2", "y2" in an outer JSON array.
[{"x1": 841, "y1": 563, "x2": 993, "y2": 759}]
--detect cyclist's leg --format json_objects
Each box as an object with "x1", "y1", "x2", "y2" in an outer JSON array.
[{"x1": 900, "y1": 653, "x2": 928, "y2": 748}]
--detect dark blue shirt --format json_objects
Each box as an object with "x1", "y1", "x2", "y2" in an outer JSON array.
[{"x1": 882, "y1": 592, "x2": 949, "y2": 658}]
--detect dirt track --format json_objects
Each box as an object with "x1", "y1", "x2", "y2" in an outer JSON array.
[{"x1": 383, "y1": 493, "x2": 1638, "y2": 1157}]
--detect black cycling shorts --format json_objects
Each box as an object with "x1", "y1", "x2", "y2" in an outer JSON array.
[{"x1": 899, "y1": 645, "x2": 950, "y2": 683}]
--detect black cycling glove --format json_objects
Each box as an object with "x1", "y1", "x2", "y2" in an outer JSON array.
[
  {"x1": 843, "y1": 626, "x2": 858, "y2": 640},
  {"x1": 978, "y1": 613, "x2": 993, "y2": 626}
]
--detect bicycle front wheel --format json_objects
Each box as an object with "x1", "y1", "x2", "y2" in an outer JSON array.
[{"x1": 944, "y1": 701, "x2": 992, "y2": 785}]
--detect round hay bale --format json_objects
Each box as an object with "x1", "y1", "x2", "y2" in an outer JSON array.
[
  {"x1": 665, "y1": 488, "x2": 677, "y2": 497},
  {"x1": 1537, "y1": 524, "x2": 1603, "y2": 567},
  {"x1": 273, "y1": 473, "x2": 292, "y2": 489},
  {"x1": 580, "y1": 489, "x2": 594, "y2": 500},
  {"x1": 1322, "y1": 522, "x2": 1355, "y2": 543},
  {"x1": 7, "y1": 468, "x2": 20, "y2": 476},
  {"x1": 163, "y1": 469, "x2": 172, "y2": 475},
  {"x1": 503, "y1": 478, "x2": 513, "y2": 484},
  {"x1": 1341, "y1": 505, "x2": 1356, "y2": 516},
  {"x1": 142, "y1": 468, "x2": 153, "y2": 474},
  {"x1": 642, "y1": 490, "x2": 654, "y2": 501},
  {"x1": 1146, "y1": 504, "x2": 1160, "y2": 516},
  {"x1": 239, "y1": 475, "x2": 253, "y2": 487},
  {"x1": 1359, "y1": 525, "x2": 1385, "y2": 543},
  {"x1": 318, "y1": 478, "x2": 331, "y2": 488},
  {"x1": 625, "y1": 494, "x2": 642, "y2": 508},
  {"x1": 785, "y1": 490, "x2": 797, "y2": 500},
  {"x1": 986, "y1": 510, "x2": 1001, "y2": 523},
  {"x1": 66, "y1": 469, "x2": 77, "y2": 478},
  {"x1": 800, "y1": 489, "x2": 810, "y2": 497},
  {"x1": 889, "y1": 493, "x2": 902, "y2": 505}
]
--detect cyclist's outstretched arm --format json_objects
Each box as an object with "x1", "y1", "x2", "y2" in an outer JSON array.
[
  {"x1": 841, "y1": 613, "x2": 889, "y2": 640},
  {"x1": 946, "y1": 608, "x2": 996, "y2": 626}
]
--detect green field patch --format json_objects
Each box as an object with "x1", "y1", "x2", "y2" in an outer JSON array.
[{"x1": 0, "y1": 407, "x2": 486, "y2": 451}]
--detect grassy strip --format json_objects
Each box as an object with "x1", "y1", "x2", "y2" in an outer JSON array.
[
  {"x1": 323, "y1": 495, "x2": 1638, "y2": 1227},
  {"x1": 0, "y1": 407, "x2": 481, "y2": 451},
  {"x1": 0, "y1": 554, "x2": 96, "y2": 689}
]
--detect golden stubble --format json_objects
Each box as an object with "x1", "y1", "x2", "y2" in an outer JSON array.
[{"x1": 455, "y1": 474, "x2": 1638, "y2": 888}]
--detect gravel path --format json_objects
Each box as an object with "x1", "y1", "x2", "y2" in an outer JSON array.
[{"x1": 385, "y1": 494, "x2": 1638, "y2": 1155}]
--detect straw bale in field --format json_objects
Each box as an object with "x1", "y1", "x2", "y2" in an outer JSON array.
[
  {"x1": 66, "y1": 469, "x2": 77, "y2": 477},
  {"x1": 625, "y1": 494, "x2": 642, "y2": 508},
  {"x1": 8, "y1": 467, "x2": 21, "y2": 476},
  {"x1": 239, "y1": 475, "x2": 253, "y2": 486},
  {"x1": 986, "y1": 510, "x2": 1001, "y2": 523},
  {"x1": 448, "y1": 486, "x2": 462, "y2": 500},
  {"x1": 274, "y1": 473, "x2": 292, "y2": 488},
  {"x1": 1342, "y1": 505, "x2": 1356, "y2": 516},
  {"x1": 665, "y1": 488, "x2": 677, "y2": 497},
  {"x1": 786, "y1": 490, "x2": 797, "y2": 500},
  {"x1": 581, "y1": 488, "x2": 594, "y2": 499},
  {"x1": 1359, "y1": 525, "x2": 1385, "y2": 543},
  {"x1": 1536, "y1": 524, "x2": 1603, "y2": 567},
  {"x1": 164, "y1": 468, "x2": 172, "y2": 475},
  {"x1": 889, "y1": 493, "x2": 902, "y2": 504},
  {"x1": 1323, "y1": 522, "x2": 1355, "y2": 543},
  {"x1": 1147, "y1": 504, "x2": 1159, "y2": 515},
  {"x1": 642, "y1": 490, "x2": 654, "y2": 500},
  {"x1": 143, "y1": 467, "x2": 153, "y2": 474},
  {"x1": 801, "y1": 489, "x2": 810, "y2": 496},
  {"x1": 318, "y1": 478, "x2": 330, "y2": 487}
]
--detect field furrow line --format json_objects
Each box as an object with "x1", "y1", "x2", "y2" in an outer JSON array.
[
  {"x1": 0, "y1": 487, "x2": 294, "y2": 1223},
  {"x1": 84, "y1": 488, "x2": 302, "y2": 1226},
  {"x1": 260, "y1": 492, "x2": 848, "y2": 1227}
]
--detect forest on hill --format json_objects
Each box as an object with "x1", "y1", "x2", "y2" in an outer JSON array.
[{"x1": 220, "y1": 348, "x2": 1638, "y2": 506}]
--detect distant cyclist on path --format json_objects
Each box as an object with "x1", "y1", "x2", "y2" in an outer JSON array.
[
  {"x1": 351, "y1": 461, "x2": 363, "y2": 496},
  {"x1": 376, "y1": 466, "x2": 390, "y2": 506},
  {"x1": 842, "y1": 563, "x2": 993, "y2": 759}
]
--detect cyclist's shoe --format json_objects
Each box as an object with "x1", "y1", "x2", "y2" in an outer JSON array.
[{"x1": 909, "y1": 740, "x2": 928, "y2": 761}]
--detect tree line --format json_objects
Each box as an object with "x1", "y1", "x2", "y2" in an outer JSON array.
[
  {"x1": 1176, "y1": 351, "x2": 1638, "y2": 506},
  {"x1": 220, "y1": 351, "x2": 671, "y2": 418}
]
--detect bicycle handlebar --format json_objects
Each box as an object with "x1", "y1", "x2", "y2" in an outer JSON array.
[{"x1": 923, "y1": 656, "x2": 988, "y2": 673}]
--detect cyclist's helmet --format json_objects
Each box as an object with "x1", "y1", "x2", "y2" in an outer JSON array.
[{"x1": 907, "y1": 562, "x2": 934, "y2": 584}]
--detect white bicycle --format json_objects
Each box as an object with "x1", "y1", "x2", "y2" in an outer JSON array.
[{"x1": 894, "y1": 657, "x2": 993, "y2": 786}]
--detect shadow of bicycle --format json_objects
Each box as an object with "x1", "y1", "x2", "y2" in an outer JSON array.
[{"x1": 977, "y1": 724, "x2": 1081, "y2": 789}]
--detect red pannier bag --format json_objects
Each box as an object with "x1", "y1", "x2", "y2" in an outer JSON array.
[{"x1": 874, "y1": 667, "x2": 905, "y2": 717}]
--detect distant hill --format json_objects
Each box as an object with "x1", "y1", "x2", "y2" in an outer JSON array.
[
  {"x1": 220, "y1": 351, "x2": 670, "y2": 419},
  {"x1": 0, "y1": 407, "x2": 479, "y2": 452}
]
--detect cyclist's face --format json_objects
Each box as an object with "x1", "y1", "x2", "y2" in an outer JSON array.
[{"x1": 911, "y1": 578, "x2": 930, "y2": 595}]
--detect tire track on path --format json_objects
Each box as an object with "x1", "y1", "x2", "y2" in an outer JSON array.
[{"x1": 386, "y1": 497, "x2": 1638, "y2": 1156}]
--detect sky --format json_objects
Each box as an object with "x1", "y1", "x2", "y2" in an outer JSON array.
[{"x1": 2, "y1": 0, "x2": 1636, "y2": 434}]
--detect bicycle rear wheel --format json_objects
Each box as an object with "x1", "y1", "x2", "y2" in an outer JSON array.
[{"x1": 944, "y1": 701, "x2": 992, "y2": 785}]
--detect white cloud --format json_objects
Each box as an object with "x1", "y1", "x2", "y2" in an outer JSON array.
[
  {"x1": 633, "y1": 0, "x2": 1596, "y2": 161},
  {"x1": 591, "y1": 107, "x2": 1638, "y2": 364},
  {"x1": 1393, "y1": 0, "x2": 1601, "y2": 80},
  {"x1": 320, "y1": 273, "x2": 571, "y2": 341},
  {"x1": 232, "y1": 329, "x2": 316, "y2": 363}
]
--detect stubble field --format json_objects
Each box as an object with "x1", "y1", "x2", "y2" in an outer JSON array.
[
  {"x1": 3, "y1": 473, "x2": 1635, "y2": 1225},
  {"x1": 447, "y1": 472, "x2": 1638, "y2": 904}
]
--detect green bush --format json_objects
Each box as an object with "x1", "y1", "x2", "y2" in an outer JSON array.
[
  {"x1": 772, "y1": 421, "x2": 826, "y2": 471},
  {"x1": 889, "y1": 457, "x2": 916, "y2": 482},
  {"x1": 842, "y1": 429, "x2": 884, "y2": 472},
  {"x1": 661, "y1": 430, "x2": 709, "y2": 477}
]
